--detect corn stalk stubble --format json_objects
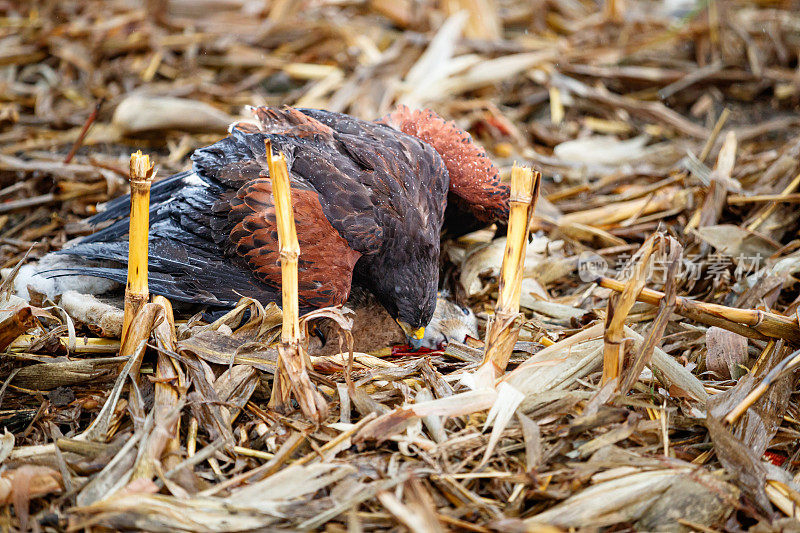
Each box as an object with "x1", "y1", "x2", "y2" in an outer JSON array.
[
  {"x1": 480, "y1": 165, "x2": 541, "y2": 377},
  {"x1": 602, "y1": 234, "x2": 657, "y2": 385},
  {"x1": 265, "y1": 140, "x2": 327, "y2": 423},
  {"x1": 121, "y1": 151, "x2": 156, "y2": 347}
]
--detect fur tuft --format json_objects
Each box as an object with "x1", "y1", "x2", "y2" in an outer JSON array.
[
  {"x1": 421, "y1": 295, "x2": 478, "y2": 349},
  {"x1": 11, "y1": 254, "x2": 120, "y2": 301}
]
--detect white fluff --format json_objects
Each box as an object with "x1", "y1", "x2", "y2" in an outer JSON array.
[
  {"x1": 60, "y1": 291, "x2": 123, "y2": 337},
  {"x1": 9, "y1": 254, "x2": 119, "y2": 302},
  {"x1": 421, "y1": 296, "x2": 478, "y2": 349},
  {"x1": 182, "y1": 172, "x2": 204, "y2": 186}
]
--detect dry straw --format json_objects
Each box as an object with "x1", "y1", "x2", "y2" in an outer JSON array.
[
  {"x1": 265, "y1": 140, "x2": 327, "y2": 423},
  {"x1": 599, "y1": 276, "x2": 800, "y2": 344},
  {"x1": 121, "y1": 151, "x2": 156, "y2": 346},
  {"x1": 480, "y1": 164, "x2": 541, "y2": 376}
]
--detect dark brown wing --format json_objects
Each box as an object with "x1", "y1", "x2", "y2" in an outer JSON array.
[
  {"x1": 245, "y1": 107, "x2": 447, "y2": 239},
  {"x1": 292, "y1": 107, "x2": 447, "y2": 326},
  {"x1": 225, "y1": 107, "x2": 448, "y2": 255},
  {"x1": 224, "y1": 107, "x2": 448, "y2": 326}
]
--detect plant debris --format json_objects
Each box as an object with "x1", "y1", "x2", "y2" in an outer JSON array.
[{"x1": 1, "y1": 0, "x2": 800, "y2": 531}]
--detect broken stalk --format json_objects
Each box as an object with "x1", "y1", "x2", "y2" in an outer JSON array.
[
  {"x1": 151, "y1": 295, "x2": 183, "y2": 471},
  {"x1": 725, "y1": 347, "x2": 800, "y2": 424},
  {"x1": 121, "y1": 151, "x2": 156, "y2": 347},
  {"x1": 602, "y1": 233, "x2": 659, "y2": 386},
  {"x1": 265, "y1": 140, "x2": 327, "y2": 422},
  {"x1": 598, "y1": 277, "x2": 800, "y2": 344},
  {"x1": 479, "y1": 165, "x2": 541, "y2": 377}
]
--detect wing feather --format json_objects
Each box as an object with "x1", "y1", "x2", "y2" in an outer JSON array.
[{"x1": 223, "y1": 178, "x2": 361, "y2": 308}]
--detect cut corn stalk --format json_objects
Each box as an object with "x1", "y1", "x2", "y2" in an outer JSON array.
[
  {"x1": 602, "y1": 233, "x2": 659, "y2": 385},
  {"x1": 724, "y1": 346, "x2": 800, "y2": 424},
  {"x1": 117, "y1": 302, "x2": 163, "y2": 380},
  {"x1": 602, "y1": 296, "x2": 624, "y2": 385},
  {"x1": 121, "y1": 151, "x2": 156, "y2": 347},
  {"x1": 598, "y1": 277, "x2": 800, "y2": 344},
  {"x1": 618, "y1": 237, "x2": 682, "y2": 396},
  {"x1": 265, "y1": 140, "x2": 327, "y2": 423},
  {"x1": 479, "y1": 165, "x2": 541, "y2": 377}
]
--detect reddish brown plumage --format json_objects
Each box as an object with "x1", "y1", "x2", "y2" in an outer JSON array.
[
  {"x1": 227, "y1": 178, "x2": 361, "y2": 308},
  {"x1": 381, "y1": 105, "x2": 509, "y2": 223}
]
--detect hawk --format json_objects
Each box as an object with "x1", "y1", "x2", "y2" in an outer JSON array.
[{"x1": 55, "y1": 106, "x2": 509, "y2": 346}]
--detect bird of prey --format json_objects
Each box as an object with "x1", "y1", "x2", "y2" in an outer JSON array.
[{"x1": 52, "y1": 106, "x2": 509, "y2": 345}]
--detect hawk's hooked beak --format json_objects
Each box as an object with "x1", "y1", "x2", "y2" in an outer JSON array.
[{"x1": 397, "y1": 320, "x2": 425, "y2": 350}]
